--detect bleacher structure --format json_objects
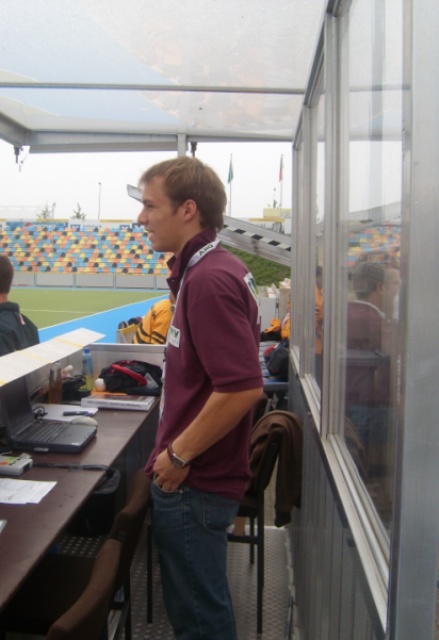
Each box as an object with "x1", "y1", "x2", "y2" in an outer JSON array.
[
  {"x1": 0, "y1": 221, "x2": 171, "y2": 290},
  {"x1": 0, "y1": 218, "x2": 400, "y2": 290},
  {"x1": 347, "y1": 224, "x2": 401, "y2": 268},
  {"x1": 0, "y1": 217, "x2": 296, "y2": 290},
  {"x1": 0, "y1": 223, "x2": 169, "y2": 275}
]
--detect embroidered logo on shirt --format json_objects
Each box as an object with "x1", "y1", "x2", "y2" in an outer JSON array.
[{"x1": 168, "y1": 325, "x2": 180, "y2": 347}]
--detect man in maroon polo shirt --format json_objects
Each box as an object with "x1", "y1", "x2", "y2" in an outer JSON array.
[{"x1": 137, "y1": 156, "x2": 263, "y2": 640}]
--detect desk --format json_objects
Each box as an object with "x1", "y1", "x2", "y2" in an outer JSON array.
[{"x1": 0, "y1": 399, "x2": 159, "y2": 612}]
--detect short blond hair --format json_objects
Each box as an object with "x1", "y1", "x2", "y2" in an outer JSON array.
[{"x1": 139, "y1": 157, "x2": 226, "y2": 232}]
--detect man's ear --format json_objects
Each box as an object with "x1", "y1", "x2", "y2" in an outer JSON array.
[{"x1": 180, "y1": 199, "x2": 198, "y2": 222}]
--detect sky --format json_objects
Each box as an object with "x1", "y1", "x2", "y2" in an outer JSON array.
[{"x1": 0, "y1": 139, "x2": 292, "y2": 223}]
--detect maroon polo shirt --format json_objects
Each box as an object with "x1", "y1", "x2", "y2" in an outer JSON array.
[{"x1": 145, "y1": 230, "x2": 262, "y2": 501}]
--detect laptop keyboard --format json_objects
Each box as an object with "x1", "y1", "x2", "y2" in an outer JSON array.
[{"x1": 22, "y1": 420, "x2": 68, "y2": 443}]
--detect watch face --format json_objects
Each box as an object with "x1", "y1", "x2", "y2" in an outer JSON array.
[
  {"x1": 171, "y1": 453, "x2": 186, "y2": 468},
  {"x1": 167, "y1": 444, "x2": 187, "y2": 468}
]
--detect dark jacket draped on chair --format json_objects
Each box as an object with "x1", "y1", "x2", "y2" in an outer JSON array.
[{"x1": 242, "y1": 410, "x2": 303, "y2": 527}]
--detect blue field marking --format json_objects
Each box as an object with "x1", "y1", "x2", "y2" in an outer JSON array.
[{"x1": 38, "y1": 296, "x2": 166, "y2": 343}]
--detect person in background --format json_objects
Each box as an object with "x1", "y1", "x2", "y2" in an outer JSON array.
[
  {"x1": 0, "y1": 255, "x2": 39, "y2": 357},
  {"x1": 345, "y1": 261, "x2": 398, "y2": 477},
  {"x1": 280, "y1": 299, "x2": 291, "y2": 340},
  {"x1": 260, "y1": 303, "x2": 290, "y2": 342},
  {"x1": 137, "y1": 156, "x2": 263, "y2": 640},
  {"x1": 133, "y1": 292, "x2": 175, "y2": 345}
]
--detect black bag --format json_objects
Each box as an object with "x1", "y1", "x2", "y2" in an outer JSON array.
[
  {"x1": 61, "y1": 375, "x2": 87, "y2": 402},
  {"x1": 99, "y1": 359, "x2": 163, "y2": 396},
  {"x1": 264, "y1": 339, "x2": 289, "y2": 381},
  {"x1": 66, "y1": 468, "x2": 121, "y2": 536}
]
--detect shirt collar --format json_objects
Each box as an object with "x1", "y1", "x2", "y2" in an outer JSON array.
[
  {"x1": 0, "y1": 301, "x2": 19, "y2": 313},
  {"x1": 351, "y1": 299, "x2": 386, "y2": 319},
  {"x1": 166, "y1": 229, "x2": 217, "y2": 296}
]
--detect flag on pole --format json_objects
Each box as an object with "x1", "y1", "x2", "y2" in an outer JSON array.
[
  {"x1": 279, "y1": 154, "x2": 284, "y2": 182},
  {"x1": 227, "y1": 155, "x2": 234, "y2": 184}
]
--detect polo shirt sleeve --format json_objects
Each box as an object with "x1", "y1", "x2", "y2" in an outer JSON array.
[{"x1": 186, "y1": 274, "x2": 263, "y2": 393}]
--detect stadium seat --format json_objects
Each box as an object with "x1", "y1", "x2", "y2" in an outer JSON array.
[{"x1": 1, "y1": 223, "x2": 169, "y2": 277}]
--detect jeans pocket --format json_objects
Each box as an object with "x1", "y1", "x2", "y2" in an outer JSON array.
[
  {"x1": 153, "y1": 477, "x2": 183, "y2": 494},
  {"x1": 151, "y1": 480, "x2": 184, "y2": 531},
  {"x1": 203, "y1": 495, "x2": 239, "y2": 530}
]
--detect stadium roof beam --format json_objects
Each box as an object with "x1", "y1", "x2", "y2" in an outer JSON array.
[
  {"x1": 221, "y1": 216, "x2": 291, "y2": 267},
  {"x1": 21, "y1": 133, "x2": 180, "y2": 154}
]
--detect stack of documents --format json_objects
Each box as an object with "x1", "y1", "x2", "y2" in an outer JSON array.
[
  {"x1": 81, "y1": 393, "x2": 155, "y2": 411},
  {"x1": 0, "y1": 478, "x2": 56, "y2": 504}
]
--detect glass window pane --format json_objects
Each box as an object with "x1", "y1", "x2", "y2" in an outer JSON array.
[
  {"x1": 292, "y1": 141, "x2": 305, "y2": 368},
  {"x1": 342, "y1": 0, "x2": 403, "y2": 537},
  {"x1": 315, "y1": 99, "x2": 325, "y2": 391}
]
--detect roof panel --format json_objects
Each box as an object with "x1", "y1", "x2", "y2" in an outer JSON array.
[{"x1": 0, "y1": 0, "x2": 326, "y2": 149}]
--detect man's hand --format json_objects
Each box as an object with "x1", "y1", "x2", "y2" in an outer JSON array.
[{"x1": 153, "y1": 448, "x2": 190, "y2": 491}]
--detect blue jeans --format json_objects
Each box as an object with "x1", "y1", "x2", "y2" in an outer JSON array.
[{"x1": 151, "y1": 481, "x2": 240, "y2": 640}]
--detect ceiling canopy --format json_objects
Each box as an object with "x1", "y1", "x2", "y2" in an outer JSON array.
[{"x1": 0, "y1": 0, "x2": 326, "y2": 154}]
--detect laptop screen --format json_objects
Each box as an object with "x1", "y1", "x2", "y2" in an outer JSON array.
[{"x1": 0, "y1": 377, "x2": 35, "y2": 438}]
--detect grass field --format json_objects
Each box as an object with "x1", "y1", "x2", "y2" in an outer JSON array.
[{"x1": 11, "y1": 288, "x2": 165, "y2": 329}]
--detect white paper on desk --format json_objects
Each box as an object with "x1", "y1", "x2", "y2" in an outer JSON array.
[
  {"x1": 40, "y1": 403, "x2": 98, "y2": 421},
  {"x1": 0, "y1": 478, "x2": 57, "y2": 504}
]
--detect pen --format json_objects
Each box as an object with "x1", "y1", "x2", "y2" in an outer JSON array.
[{"x1": 63, "y1": 411, "x2": 92, "y2": 416}]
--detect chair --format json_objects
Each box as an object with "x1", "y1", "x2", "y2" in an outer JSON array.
[
  {"x1": 107, "y1": 469, "x2": 152, "y2": 639},
  {"x1": 0, "y1": 469, "x2": 151, "y2": 640},
  {"x1": 46, "y1": 538, "x2": 121, "y2": 640},
  {"x1": 227, "y1": 410, "x2": 303, "y2": 634}
]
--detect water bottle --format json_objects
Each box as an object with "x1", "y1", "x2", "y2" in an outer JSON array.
[
  {"x1": 48, "y1": 361, "x2": 63, "y2": 403},
  {"x1": 80, "y1": 347, "x2": 94, "y2": 392}
]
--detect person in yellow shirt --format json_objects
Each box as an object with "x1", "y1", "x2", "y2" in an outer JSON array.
[
  {"x1": 133, "y1": 293, "x2": 175, "y2": 345},
  {"x1": 260, "y1": 301, "x2": 291, "y2": 342},
  {"x1": 280, "y1": 302, "x2": 290, "y2": 340}
]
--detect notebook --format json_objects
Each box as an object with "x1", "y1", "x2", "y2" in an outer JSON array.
[{"x1": 0, "y1": 377, "x2": 97, "y2": 453}]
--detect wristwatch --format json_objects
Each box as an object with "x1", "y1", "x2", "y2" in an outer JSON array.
[{"x1": 167, "y1": 443, "x2": 189, "y2": 469}]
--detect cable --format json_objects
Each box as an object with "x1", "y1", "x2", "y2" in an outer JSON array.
[
  {"x1": 32, "y1": 406, "x2": 48, "y2": 419},
  {"x1": 33, "y1": 462, "x2": 115, "y2": 490},
  {"x1": 32, "y1": 462, "x2": 115, "y2": 487}
]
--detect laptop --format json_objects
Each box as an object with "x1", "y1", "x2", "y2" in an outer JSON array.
[{"x1": 0, "y1": 377, "x2": 97, "y2": 453}]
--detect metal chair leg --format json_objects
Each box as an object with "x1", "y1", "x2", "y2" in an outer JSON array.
[
  {"x1": 256, "y1": 500, "x2": 264, "y2": 634},
  {"x1": 249, "y1": 516, "x2": 255, "y2": 564},
  {"x1": 146, "y1": 523, "x2": 153, "y2": 624}
]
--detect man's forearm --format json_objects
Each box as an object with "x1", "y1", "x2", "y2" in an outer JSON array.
[{"x1": 172, "y1": 387, "x2": 263, "y2": 462}]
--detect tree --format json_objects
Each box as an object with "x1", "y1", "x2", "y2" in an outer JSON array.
[
  {"x1": 71, "y1": 203, "x2": 86, "y2": 220},
  {"x1": 267, "y1": 187, "x2": 278, "y2": 209},
  {"x1": 37, "y1": 202, "x2": 56, "y2": 220},
  {"x1": 37, "y1": 205, "x2": 51, "y2": 220}
]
